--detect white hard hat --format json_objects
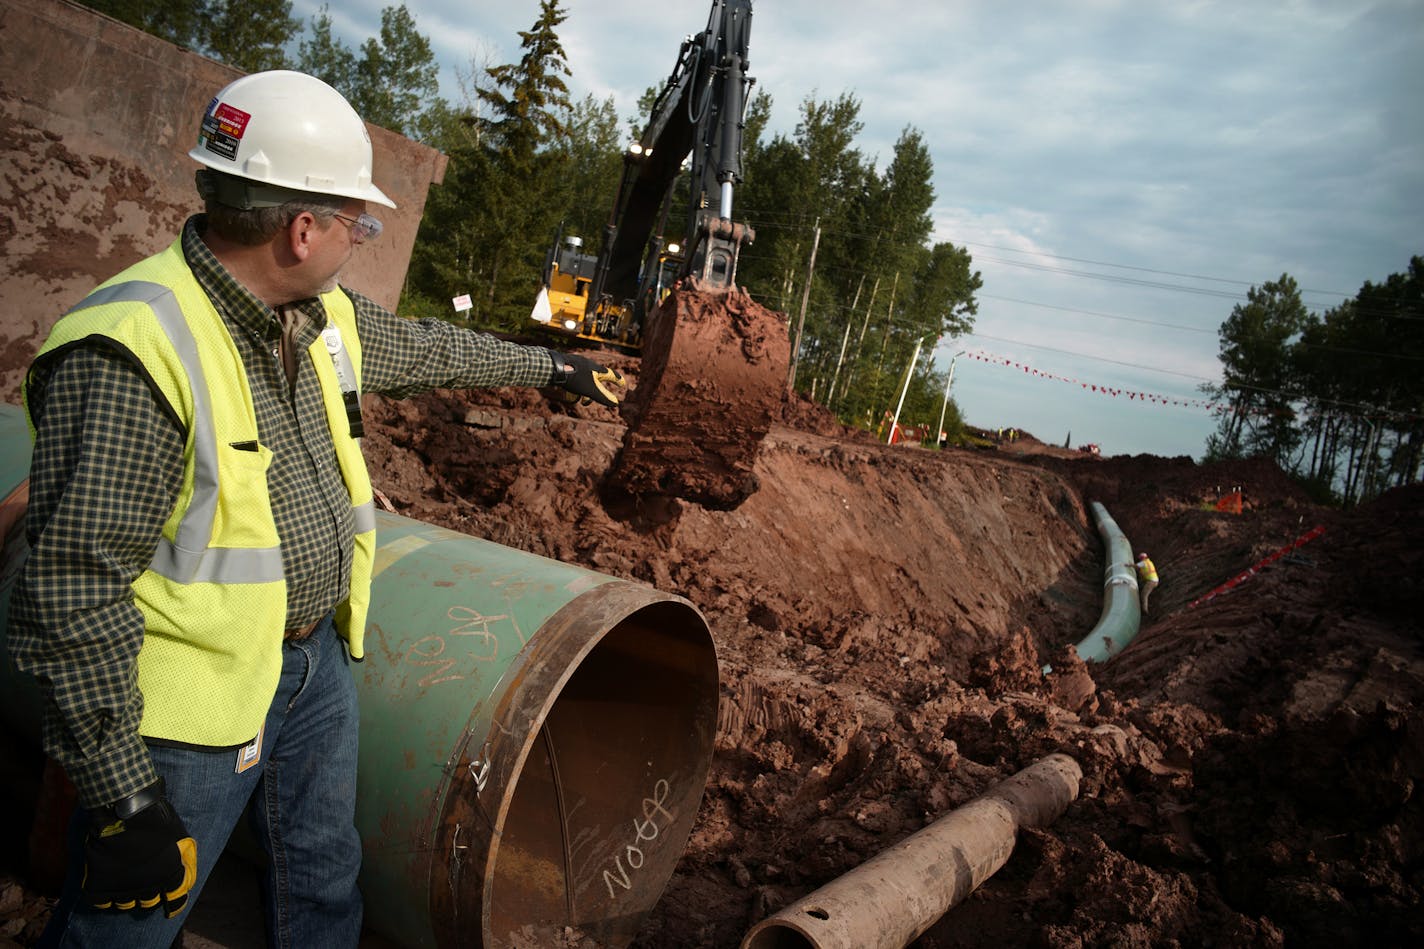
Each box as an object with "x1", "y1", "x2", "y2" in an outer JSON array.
[{"x1": 189, "y1": 70, "x2": 396, "y2": 209}]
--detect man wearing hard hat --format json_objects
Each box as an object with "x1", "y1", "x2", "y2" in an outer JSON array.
[
  {"x1": 1136, "y1": 551, "x2": 1160, "y2": 615},
  {"x1": 11, "y1": 70, "x2": 625, "y2": 948}
]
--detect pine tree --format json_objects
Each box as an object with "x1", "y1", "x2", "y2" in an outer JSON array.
[
  {"x1": 1204, "y1": 275, "x2": 1308, "y2": 465},
  {"x1": 204, "y1": 0, "x2": 298, "y2": 73},
  {"x1": 406, "y1": 0, "x2": 573, "y2": 330},
  {"x1": 350, "y1": 5, "x2": 441, "y2": 137},
  {"x1": 297, "y1": 6, "x2": 358, "y2": 106}
]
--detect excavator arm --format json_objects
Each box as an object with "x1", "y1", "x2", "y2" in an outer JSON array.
[
  {"x1": 592, "y1": 0, "x2": 755, "y2": 325},
  {"x1": 551, "y1": 1, "x2": 790, "y2": 512}
]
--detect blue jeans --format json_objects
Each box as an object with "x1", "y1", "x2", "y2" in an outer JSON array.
[{"x1": 40, "y1": 614, "x2": 363, "y2": 949}]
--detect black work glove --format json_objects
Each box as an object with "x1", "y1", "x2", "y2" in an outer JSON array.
[
  {"x1": 83, "y1": 779, "x2": 198, "y2": 919},
  {"x1": 550, "y1": 351, "x2": 626, "y2": 407}
]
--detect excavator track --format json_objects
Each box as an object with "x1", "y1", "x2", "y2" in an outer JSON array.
[{"x1": 607, "y1": 280, "x2": 789, "y2": 509}]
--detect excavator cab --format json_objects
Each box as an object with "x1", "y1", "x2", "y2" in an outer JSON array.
[
  {"x1": 536, "y1": 235, "x2": 594, "y2": 334},
  {"x1": 534, "y1": 234, "x2": 640, "y2": 351}
]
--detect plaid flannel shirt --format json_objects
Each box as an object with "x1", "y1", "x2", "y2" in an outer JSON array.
[{"x1": 11, "y1": 215, "x2": 559, "y2": 806}]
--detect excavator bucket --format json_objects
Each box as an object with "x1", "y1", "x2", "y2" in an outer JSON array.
[{"x1": 607, "y1": 279, "x2": 790, "y2": 510}]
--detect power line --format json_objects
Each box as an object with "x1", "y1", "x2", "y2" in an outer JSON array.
[
  {"x1": 971, "y1": 253, "x2": 1252, "y2": 300},
  {"x1": 741, "y1": 256, "x2": 1424, "y2": 364},
  {"x1": 741, "y1": 211, "x2": 1351, "y2": 301},
  {"x1": 979, "y1": 295, "x2": 1424, "y2": 361},
  {"x1": 741, "y1": 212, "x2": 1423, "y2": 320},
  {"x1": 952, "y1": 239, "x2": 1354, "y2": 300},
  {"x1": 979, "y1": 294, "x2": 1216, "y2": 335},
  {"x1": 964, "y1": 331, "x2": 1214, "y2": 382}
]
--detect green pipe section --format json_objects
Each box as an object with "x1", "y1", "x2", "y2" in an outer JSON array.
[
  {"x1": 1072, "y1": 501, "x2": 1141, "y2": 663},
  {"x1": 356, "y1": 514, "x2": 717, "y2": 948},
  {"x1": 0, "y1": 402, "x2": 720, "y2": 949},
  {"x1": 0, "y1": 403, "x2": 28, "y2": 496},
  {"x1": 0, "y1": 404, "x2": 40, "y2": 742}
]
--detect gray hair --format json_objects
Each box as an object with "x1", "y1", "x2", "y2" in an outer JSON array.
[{"x1": 196, "y1": 169, "x2": 347, "y2": 246}]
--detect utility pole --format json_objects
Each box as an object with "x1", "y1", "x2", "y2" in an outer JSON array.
[
  {"x1": 840, "y1": 275, "x2": 881, "y2": 411},
  {"x1": 873, "y1": 272, "x2": 901, "y2": 396},
  {"x1": 887, "y1": 336, "x2": 924, "y2": 445},
  {"x1": 935, "y1": 350, "x2": 965, "y2": 447},
  {"x1": 826, "y1": 321, "x2": 853, "y2": 406},
  {"x1": 787, "y1": 218, "x2": 821, "y2": 390},
  {"x1": 826, "y1": 275, "x2": 863, "y2": 407}
]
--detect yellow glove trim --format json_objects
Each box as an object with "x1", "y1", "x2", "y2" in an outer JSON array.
[{"x1": 592, "y1": 368, "x2": 627, "y2": 404}]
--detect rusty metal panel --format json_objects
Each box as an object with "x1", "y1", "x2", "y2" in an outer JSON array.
[{"x1": 0, "y1": 0, "x2": 447, "y2": 402}]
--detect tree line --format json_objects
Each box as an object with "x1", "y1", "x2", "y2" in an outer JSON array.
[
  {"x1": 81, "y1": 2, "x2": 1424, "y2": 486},
  {"x1": 84, "y1": 1, "x2": 443, "y2": 136},
  {"x1": 83, "y1": 0, "x2": 983, "y2": 443},
  {"x1": 1204, "y1": 258, "x2": 1424, "y2": 505}
]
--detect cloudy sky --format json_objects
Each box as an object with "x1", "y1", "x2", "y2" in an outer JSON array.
[{"x1": 293, "y1": 0, "x2": 1423, "y2": 458}]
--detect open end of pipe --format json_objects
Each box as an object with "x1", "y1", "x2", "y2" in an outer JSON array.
[{"x1": 441, "y1": 594, "x2": 718, "y2": 948}]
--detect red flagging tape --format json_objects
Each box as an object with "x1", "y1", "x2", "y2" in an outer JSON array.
[{"x1": 1187, "y1": 525, "x2": 1327, "y2": 609}]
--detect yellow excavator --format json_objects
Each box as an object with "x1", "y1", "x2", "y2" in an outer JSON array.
[
  {"x1": 532, "y1": 234, "x2": 684, "y2": 353},
  {"x1": 536, "y1": 0, "x2": 790, "y2": 510}
]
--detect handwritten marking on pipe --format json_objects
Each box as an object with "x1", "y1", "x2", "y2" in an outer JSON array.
[
  {"x1": 448, "y1": 605, "x2": 505, "y2": 659},
  {"x1": 602, "y1": 779, "x2": 676, "y2": 900},
  {"x1": 405, "y1": 636, "x2": 460, "y2": 687},
  {"x1": 403, "y1": 607, "x2": 510, "y2": 687}
]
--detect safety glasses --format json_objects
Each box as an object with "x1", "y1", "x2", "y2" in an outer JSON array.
[{"x1": 332, "y1": 212, "x2": 383, "y2": 244}]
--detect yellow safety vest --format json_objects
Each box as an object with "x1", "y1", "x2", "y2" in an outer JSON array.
[
  {"x1": 1136, "y1": 557, "x2": 1158, "y2": 583},
  {"x1": 25, "y1": 239, "x2": 376, "y2": 747}
]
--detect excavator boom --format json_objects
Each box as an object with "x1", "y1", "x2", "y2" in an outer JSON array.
[
  {"x1": 542, "y1": 1, "x2": 789, "y2": 511},
  {"x1": 594, "y1": 0, "x2": 754, "y2": 311}
]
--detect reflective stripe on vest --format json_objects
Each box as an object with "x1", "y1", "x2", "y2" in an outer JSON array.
[
  {"x1": 355, "y1": 500, "x2": 375, "y2": 534},
  {"x1": 66, "y1": 282, "x2": 284, "y2": 585},
  {"x1": 29, "y1": 239, "x2": 377, "y2": 739}
]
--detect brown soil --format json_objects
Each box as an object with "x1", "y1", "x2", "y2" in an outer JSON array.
[
  {"x1": 607, "y1": 283, "x2": 790, "y2": 510},
  {"x1": 359, "y1": 355, "x2": 1422, "y2": 947},
  {"x1": 3, "y1": 354, "x2": 1421, "y2": 947}
]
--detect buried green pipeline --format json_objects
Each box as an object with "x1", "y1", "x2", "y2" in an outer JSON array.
[
  {"x1": 1073, "y1": 500, "x2": 1142, "y2": 664},
  {"x1": 1043, "y1": 499, "x2": 1142, "y2": 675},
  {"x1": 0, "y1": 403, "x2": 719, "y2": 949}
]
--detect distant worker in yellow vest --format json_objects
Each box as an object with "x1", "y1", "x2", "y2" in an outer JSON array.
[
  {"x1": 1136, "y1": 552, "x2": 1160, "y2": 614},
  {"x1": 11, "y1": 70, "x2": 625, "y2": 949}
]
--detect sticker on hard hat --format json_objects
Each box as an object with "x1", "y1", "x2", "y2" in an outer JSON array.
[{"x1": 197, "y1": 100, "x2": 252, "y2": 162}]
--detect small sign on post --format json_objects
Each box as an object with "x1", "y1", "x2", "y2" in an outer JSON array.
[{"x1": 452, "y1": 293, "x2": 473, "y2": 313}]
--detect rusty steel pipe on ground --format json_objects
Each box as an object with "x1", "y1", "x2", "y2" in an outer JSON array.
[{"x1": 740, "y1": 753, "x2": 1083, "y2": 949}]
